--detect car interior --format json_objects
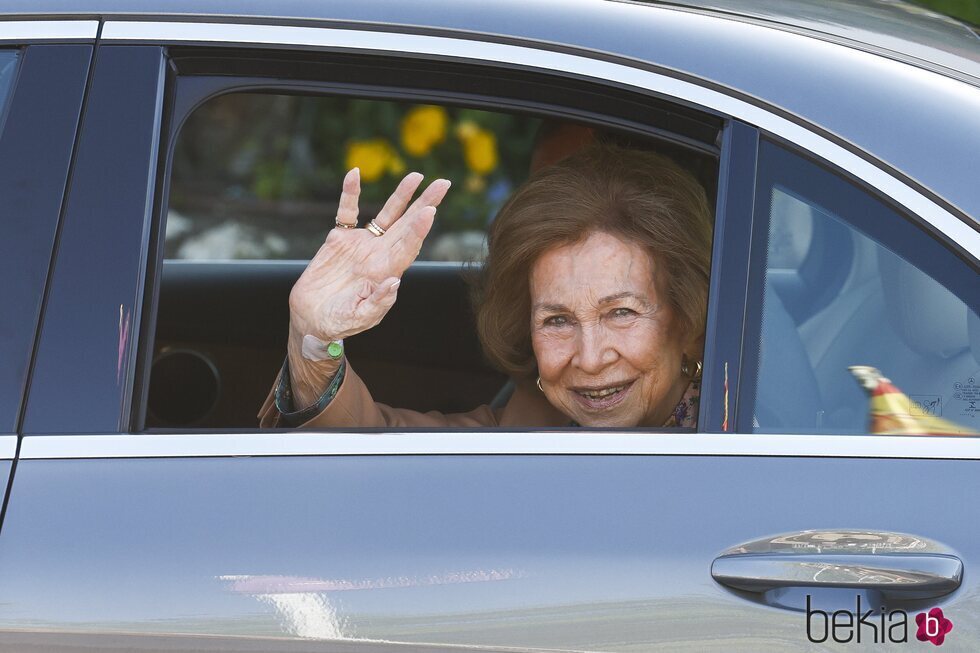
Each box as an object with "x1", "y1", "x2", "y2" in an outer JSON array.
[
  {"x1": 143, "y1": 86, "x2": 722, "y2": 430},
  {"x1": 757, "y1": 188, "x2": 979, "y2": 434},
  {"x1": 148, "y1": 259, "x2": 505, "y2": 427}
]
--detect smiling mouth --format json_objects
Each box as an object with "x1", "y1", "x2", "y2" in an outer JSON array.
[{"x1": 572, "y1": 381, "x2": 634, "y2": 409}]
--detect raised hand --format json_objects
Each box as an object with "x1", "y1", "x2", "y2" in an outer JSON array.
[{"x1": 286, "y1": 168, "x2": 451, "y2": 407}]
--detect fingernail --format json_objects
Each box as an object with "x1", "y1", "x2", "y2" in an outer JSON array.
[{"x1": 391, "y1": 279, "x2": 401, "y2": 291}]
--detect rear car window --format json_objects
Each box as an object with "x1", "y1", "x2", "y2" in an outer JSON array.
[{"x1": 151, "y1": 90, "x2": 718, "y2": 430}]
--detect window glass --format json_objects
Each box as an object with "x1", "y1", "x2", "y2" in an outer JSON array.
[
  {"x1": 167, "y1": 94, "x2": 540, "y2": 263},
  {"x1": 766, "y1": 189, "x2": 813, "y2": 268},
  {"x1": 0, "y1": 48, "x2": 21, "y2": 432},
  {"x1": 750, "y1": 140, "x2": 978, "y2": 435},
  {"x1": 0, "y1": 51, "x2": 19, "y2": 137}
]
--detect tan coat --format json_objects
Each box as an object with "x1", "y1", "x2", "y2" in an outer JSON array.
[{"x1": 258, "y1": 364, "x2": 569, "y2": 428}]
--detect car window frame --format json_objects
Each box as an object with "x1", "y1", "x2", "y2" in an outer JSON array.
[
  {"x1": 19, "y1": 44, "x2": 168, "y2": 436},
  {"x1": 0, "y1": 44, "x2": 93, "y2": 435}
]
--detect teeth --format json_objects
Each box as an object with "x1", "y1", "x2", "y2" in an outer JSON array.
[{"x1": 580, "y1": 385, "x2": 625, "y2": 399}]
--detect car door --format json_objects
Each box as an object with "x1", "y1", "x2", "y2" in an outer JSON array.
[{"x1": 0, "y1": 20, "x2": 978, "y2": 653}]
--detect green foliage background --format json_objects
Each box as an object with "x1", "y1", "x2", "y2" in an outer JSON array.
[
  {"x1": 911, "y1": 0, "x2": 980, "y2": 24},
  {"x1": 168, "y1": 94, "x2": 539, "y2": 259}
]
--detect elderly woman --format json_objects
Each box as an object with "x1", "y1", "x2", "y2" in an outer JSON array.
[{"x1": 259, "y1": 145, "x2": 712, "y2": 429}]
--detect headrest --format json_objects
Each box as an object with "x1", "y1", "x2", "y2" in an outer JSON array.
[{"x1": 877, "y1": 248, "x2": 968, "y2": 360}]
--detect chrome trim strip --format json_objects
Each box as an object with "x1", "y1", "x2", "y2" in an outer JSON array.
[
  {"x1": 0, "y1": 435, "x2": 18, "y2": 460},
  {"x1": 0, "y1": 20, "x2": 99, "y2": 41},
  {"x1": 163, "y1": 259, "x2": 470, "y2": 269},
  {"x1": 102, "y1": 20, "x2": 979, "y2": 258},
  {"x1": 18, "y1": 432, "x2": 980, "y2": 460}
]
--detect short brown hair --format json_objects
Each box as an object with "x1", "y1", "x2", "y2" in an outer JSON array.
[{"x1": 475, "y1": 144, "x2": 713, "y2": 377}]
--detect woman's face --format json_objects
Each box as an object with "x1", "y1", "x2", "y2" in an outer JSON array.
[{"x1": 530, "y1": 231, "x2": 699, "y2": 427}]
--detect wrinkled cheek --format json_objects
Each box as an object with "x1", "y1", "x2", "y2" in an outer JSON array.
[
  {"x1": 633, "y1": 331, "x2": 681, "y2": 375},
  {"x1": 531, "y1": 333, "x2": 576, "y2": 379}
]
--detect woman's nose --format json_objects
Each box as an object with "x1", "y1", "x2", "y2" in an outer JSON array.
[{"x1": 573, "y1": 324, "x2": 618, "y2": 373}]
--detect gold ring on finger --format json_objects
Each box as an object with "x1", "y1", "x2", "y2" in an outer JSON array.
[
  {"x1": 335, "y1": 218, "x2": 357, "y2": 229},
  {"x1": 365, "y1": 220, "x2": 386, "y2": 237}
]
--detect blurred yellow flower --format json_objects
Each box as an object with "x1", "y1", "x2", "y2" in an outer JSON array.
[
  {"x1": 462, "y1": 128, "x2": 498, "y2": 175},
  {"x1": 345, "y1": 139, "x2": 393, "y2": 182},
  {"x1": 388, "y1": 154, "x2": 406, "y2": 175},
  {"x1": 455, "y1": 120, "x2": 479, "y2": 142},
  {"x1": 401, "y1": 105, "x2": 448, "y2": 156}
]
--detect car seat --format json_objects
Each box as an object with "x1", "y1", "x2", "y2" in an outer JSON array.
[
  {"x1": 803, "y1": 246, "x2": 976, "y2": 432},
  {"x1": 753, "y1": 282, "x2": 824, "y2": 431}
]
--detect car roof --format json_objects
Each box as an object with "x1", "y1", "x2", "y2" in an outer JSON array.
[
  {"x1": 6, "y1": 0, "x2": 979, "y2": 77},
  {"x1": 4, "y1": 0, "x2": 980, "y2": 222},
  {"x1": 663, "y1": 0, "x2": 979, "y2": 80}
]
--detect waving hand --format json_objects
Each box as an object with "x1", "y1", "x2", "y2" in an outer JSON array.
[{"x1": 286, "y1": 168, "x2": 450, "y2": 407}]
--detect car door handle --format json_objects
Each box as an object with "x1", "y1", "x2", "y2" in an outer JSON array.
[{"x1": 711, "y1": 552, "x2": 963, "y2": 600}]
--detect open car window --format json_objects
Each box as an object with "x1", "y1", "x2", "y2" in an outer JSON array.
[{"x1": 145, "y1": 64, "x2": 720, "y2": 431}]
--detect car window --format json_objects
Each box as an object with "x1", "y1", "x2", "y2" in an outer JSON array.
[
  {"x1": 149, "y1": 87, "x2": 719, "y2": 430},
  {"x1": 748, "y1": 139, "x2": 979, "y2": 435},
  {"x1": 168, "y1": 94, "x2": 539, "y2": 263},
  {"x1": 0, "y1": 48, "x2": 22, "y2": 432},
  {"x1": 0, "y1": 50, "x2": 17, "y2": 127},
  {"x1": 765, "y1": 189, "x2": 813, "y2": 269}
]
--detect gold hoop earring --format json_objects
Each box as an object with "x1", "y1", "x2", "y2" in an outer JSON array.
[
  {"x1": 536, "y1": 377, "x2": 544, "y2": 392},
  {"x1": 681, "y1": 356, "x2": 703, "y2": 379}
]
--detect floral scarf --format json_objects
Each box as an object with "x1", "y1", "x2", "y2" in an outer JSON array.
[{"x1": 661, "y1": 379, "x2": 700, "y2": 428}]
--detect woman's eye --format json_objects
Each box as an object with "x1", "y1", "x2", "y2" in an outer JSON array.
[
  {"x1": 612, "y1": 308, "x2": 637, "y2": 318},
  {"x1": 544, "y1": 315, "x2": 569, "y2": 327}
]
